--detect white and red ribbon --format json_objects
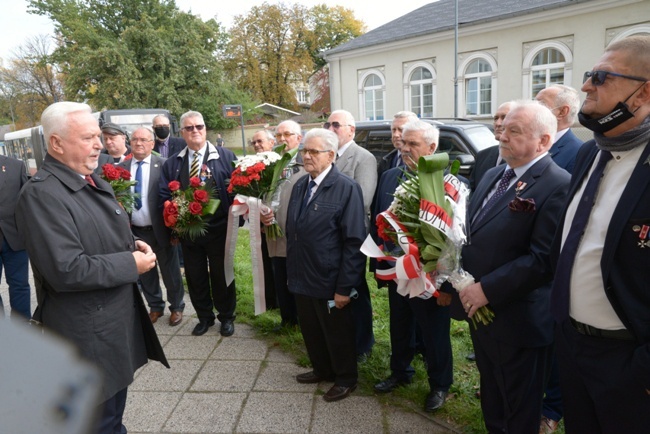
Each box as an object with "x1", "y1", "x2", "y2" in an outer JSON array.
[{"x1": 225, "y1": 194, "x2": 268, "y2": 315}]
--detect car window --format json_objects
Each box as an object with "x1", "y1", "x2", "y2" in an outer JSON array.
[{"x1": 465, "y1": 126, "x2": 499, "y2": 152}]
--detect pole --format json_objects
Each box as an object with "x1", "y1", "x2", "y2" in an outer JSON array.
[
  {"x1": 239, "y1": 109, "x2": 246, "y2": 156},
  {"x1": 454, "y1": 0, "x2": 459, "y2": 118}
]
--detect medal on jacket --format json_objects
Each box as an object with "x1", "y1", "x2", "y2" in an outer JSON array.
[{"x1": 635, "y1": 224, "x2": 649, "y2": 248}]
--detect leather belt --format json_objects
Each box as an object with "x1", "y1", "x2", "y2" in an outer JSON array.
[
  {"x1": 570, "y1": 318, "x2": 634, "y2": 341},
  {"x1": 132, "y1": 225, "x2": 154, "y2": 231}
]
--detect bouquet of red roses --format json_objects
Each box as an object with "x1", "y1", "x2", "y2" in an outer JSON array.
[
  {"x1": 163, "y1": 177, "x2": 220, "y2": 241},
  {"x1": 100, "y1": 163, "x2": 138, "y2": 213}
]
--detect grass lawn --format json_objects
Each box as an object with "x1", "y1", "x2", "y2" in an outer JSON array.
[{"x1": 232, "y1": 228, "x2": 564, "y2": 433}]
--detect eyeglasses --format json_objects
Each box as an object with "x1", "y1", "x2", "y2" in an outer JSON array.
[
  {"x1": 323, "y1": 121, "x2": 349, "y2": 130},
  {"x1": 275, "y1": 132, "x2": 296, "y2": 139},
  {"x1": 299, "y1": 148, "x2": 330, "y2": 157},
  {"x1": 251, "y1": 139, "x2": 265, "y2": 145},
  {"x1": 130, "y1": 138, "x2": 153, "y2": 143},
  {"x1": 182, "y1": 124, "x2": 205, "y2": 132},
  {"x1": 583, "y1": 70, "x2": 649, "y2": 87}
]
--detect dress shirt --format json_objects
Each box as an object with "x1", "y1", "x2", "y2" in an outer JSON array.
[
  {"x1": 157, "y1": 137, "x2": 170, "y2": 158},
  {"x1": 308, "y1": 164, "x2": 333, "y2": 199},
  {"x1": 480, "y1": 152, "x2": 548, "y2": 207},
  {"x1": 187, "y1": 145, "x2": 206, "y2": 175},
  {"x1": 130, "y1": 155, "x2": 152, "y2": 227},
  {"x1": 337, "y1": 140, "x2": 354, "y2": 158}
]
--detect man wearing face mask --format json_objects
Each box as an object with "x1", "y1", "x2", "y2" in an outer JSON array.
[
  {"x1": 153, "y1": 114, "x2": 186, "y2": 158},
  {"x1": 550, "y1": 35, "x2": 650, "y2": 433}
]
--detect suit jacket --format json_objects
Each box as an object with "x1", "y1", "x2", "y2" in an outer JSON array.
[
  {"x1": 456, "y1": 155, "x2": 570, "y2": 347},
  {"x1": 549, "y1": 129, "x2": 582, "y2": 174},
  {"x1": 335, "y1": 141, "x2": 378, "y2": 218},
  {"x1": 551, "y1": 140, "x2": 650, "y2": 368},
  {"x1": 120, "y1": 154, "x2": 171, "y2": 246},
  {"x1": 154, "y1": 136, "x2": 186, "y2": 158},
  {"x1": 0, "y1": 155, "x2": 28, "y2": 250},
  {"x1": 469, "y1": 145, "x2": 500, "y2": 192},
  {"x1": 15, "y1": 154, "x2": 168, "y2": 402},
  {"x1": 286, "y1": 165, "x2": 366, "y2": 299},
  {"x1": 377, "y1": 148, "x2": 400, "y2": 180}
]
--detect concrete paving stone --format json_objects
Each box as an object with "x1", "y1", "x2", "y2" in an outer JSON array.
[
  {"x1": 254, "y1": 362, "x2": 320, "y2": 393},
  {"x1": 191, "y1": 360, "x2": 261, "y2": 392},
  {"x1": 236, "y1": 391, "x2": 314, "y2": 433},
  {"x1": 163, "y1": 334, "x2": 220, "y2": 359},
  {"x1": 231, "y1": 322, "x2": 256, "y2": 338},
  {"x1": 123, "y1": 391, "x2": 182, "y2": 432},
  {"x1": 162, "y1": 392, "x2": 246, "y2": 433},
  {"x1": 311, "y1": 395, "x2": 384, "y2": 434},
  {"x1": 386, "y1": 406, "x2": 455, "y2": 433},
  {"x1": 266, "y1": 347, "x2": 297, "y2": 363},
  {"x1": 131, "y1": 359, "x2": 204, "y2": 392},
  {"x1": 210, "y1": 337, "x2": 268, "y2": 361}
]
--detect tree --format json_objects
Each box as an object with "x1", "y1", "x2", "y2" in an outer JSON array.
[
  {"x1": 28, "y1": 0, "x2": 254, "y2": 128},
  {"x1": 223, "y1": 2, "x2": 364, "y2": 111}
]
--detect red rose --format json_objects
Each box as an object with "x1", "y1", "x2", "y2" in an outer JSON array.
[
  {"x1": 376, "y1": 215, "x2": 393, "y2": 242},
  {"x1": 102, "y1": 164, "x2": 120, "y2": 181},
  {"x1": 189, "y1": 201, "x2": 203, "y2": 215},
  {"x1": 194, "y1": 189, "x2": 209, "y2": 203},
  {"x1": 163, "y1": 200, "x2": 179, "y2": 227},
  {"x1": 227, "y1": 183, "x2": 234, "y2": 193},
  {"x1": 168, "y1": 180, "x2": 181, "y2": 192},
  {"x1": 118, "y1": 166, "x2": 131, "y2": 180},
  {"x1": 124, "y1": 154, "x2": 133, "y2": 161},
  {"x1": 189, "y1": 177, "x2": 201, "y2": 188}
]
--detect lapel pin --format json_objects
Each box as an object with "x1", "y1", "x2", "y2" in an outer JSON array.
[{"x1": 638, "y1": 225, "x2": 649, "y2": 248}]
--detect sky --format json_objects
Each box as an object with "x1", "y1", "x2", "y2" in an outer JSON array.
[{"x1": 1, "y1": 0, "x2": 436, "y2": 62}]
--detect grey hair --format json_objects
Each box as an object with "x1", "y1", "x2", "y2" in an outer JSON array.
[
  {"x1": 254, "y1": 129, "x2": 275, "y2": 141},
  {"x1": 401, "y1": 120, "x2": 440, "y2": 146},
  {"x1": 180, "y1": 110, "x2": 204, "y2": 126},
  {"x1": 509, "y1": 100, "x2": 557, "y2": 141},
  {"x1": 549, "y1": 84, "x2": 581, "y2": 123},
  {"x1": 330, "y1": 109, "x2": 356, "y2": 127},
  {"x1": 606, "y1": 34, "x2": 650, "y2": 78},
  {"x1": 303, "y1": 128, "x2": 339, "y2": 153},
  {"x1": 152, "y1": 114, "x2": 170, "y2": 125},
  {"x1": 276, "y1": 120, "x2": 302, "y2": 136},
  {"x1": 41, "y1": 101, "x2": 93, "y2": 145},
  {"x1": 393, "y1": 111, "x2": 419, "y2": 123},
  {"x1": 132, "y1": 126, "x2": 155, "y2": 141}
]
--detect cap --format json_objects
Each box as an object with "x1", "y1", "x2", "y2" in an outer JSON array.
[{"x1": 101, "y1": 122, "x2": 127, "y2": 136}]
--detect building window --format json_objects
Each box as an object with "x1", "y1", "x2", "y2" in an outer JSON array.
[
  {"x1": 363, "y1": 73, "x2": 384, "y2": 120},
  {"x1": 464, "y1": 59, "x2": 492, "y2": 116},
  {"x1": 530, "y1": 48, "x2": 565, "y2": 97},
  {"x1": 409, "y1": 67, "x2": 434, "y2": 117},
  {"x1": 296, "y1": 90, "x2": 309, "y2": 104}
]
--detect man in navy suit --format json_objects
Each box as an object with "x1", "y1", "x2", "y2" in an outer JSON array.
[
  {"x1": 455, "y1": 100, "x2": 570, "y2": 433},
  {"x1": 536, "y1": 84, "x2": 583, "y2": 174},
  {"x1": 377, "y1": 111, "x2": 418, "y2": 179},
  {"x1": 153, "y1": 114, "x2": 186, "y2": 158},
  {"x1": 469, "y1": 102, "x2": 510, "y2": 191},
  {"x1": 551, "y1": 34, "x2": 650, "y2": 433}
]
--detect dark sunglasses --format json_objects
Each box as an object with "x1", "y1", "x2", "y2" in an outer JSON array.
[
  {"x1": 182, "y1": 124, "x2": 205, "y2": 132},
  {"x1": 323, "y1": 121, "x2": 349, "y2": 130},
  {"x1": 583, "y1": 70, "x2": 649, "y2": 86}
]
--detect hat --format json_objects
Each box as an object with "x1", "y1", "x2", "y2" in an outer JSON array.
[{"x1": 101, "y1": 122, "x2": 127, "y2": 136}]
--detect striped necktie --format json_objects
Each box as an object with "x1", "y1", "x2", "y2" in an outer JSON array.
[{"x1": 190, "y1": 151, "x2": 200, "y2": 179}]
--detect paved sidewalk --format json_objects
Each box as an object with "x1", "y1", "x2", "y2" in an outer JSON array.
[{"x1": 2, "y1": 283, "x2": 460, "y2": 433}]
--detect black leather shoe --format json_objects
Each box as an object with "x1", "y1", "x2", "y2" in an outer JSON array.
[
  {"x1": 323, "y1": 384, "x2": 356, "y2": 402},
  {"x1": 220, "y1": 319, "x2": 234, "y2": 337},
  {"x1": 374, "y1": 376, "x2": 411, "y2": 393},
  {"x1": 424, "y1": 389, "x2": 447, "y2": 412},
  {"x1": 296, "y1": 371, "x2": 324, "y2": 384},
  {"x1": 192, "y1": 320, "x2": 215, "y2": 336}
]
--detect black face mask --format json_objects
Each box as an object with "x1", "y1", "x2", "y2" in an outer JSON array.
[
  {"x1": 578, "y1": 83, "x2": 645, "y2": 134},
  {"x1": 154, "y1": 126, "x2": 170, "y2": 140}
]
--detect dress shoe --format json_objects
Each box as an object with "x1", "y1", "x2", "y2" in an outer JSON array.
[
  {"x1": 374, "y1": 376, "x2": 411, "y2": 393},
  {"x1": 220, "y1": 319, "x2": 234, "y2": 337},
  {"x1": 169, "y1": 311, "x2": 183, "y2": 327},
  {"x1": 192, "y1": 320, "x2": 215, "y2": 336},
  {"x1": 323, "y1": 384, "x2": 356, "y2": 402},
  {"x1": 149, "y1": 311, "x2": 163, "y2": 324},
  {"x1": 296, "y1": 371, "x2": 325, "y2": 384},
  {"x1": 539, "y1": 416, "x2": 559, "y2": 434},
  {"x1": 424, "y1": 389, "x2": 447, "y2": 412}
]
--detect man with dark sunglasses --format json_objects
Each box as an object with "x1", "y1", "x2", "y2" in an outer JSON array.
[
  {"x1": 551, "y1": 34, "x2": 650, "y2": 433},
  {"x1": 160, "y1": 110, "x2": 238, "y2": 338}
]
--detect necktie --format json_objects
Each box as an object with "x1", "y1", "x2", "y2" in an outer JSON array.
[
  {"x1": 84, "y1": 174, "x2": 96, "y2": 188},
  {"x1": 134, "y1": 161, "x2": 143, "y2": 210},
  {"x1": 159, "y1": 141, "x2": 168, "y2": 158},
  {"x1": 394, "y1": 153, "x2": 403, "y2": 168},
  {"x1": 190, "y1": 152, "x2": 200, "y2": 179},
  {"x1": 551, "y1": 150, "x2": 613, "y2": 321},
  {"x1": 301, "y1": 180, "x2": 316, "y2": 212},
  {"x1": 474, "y1": 168, "x2": 516, "y2": 224}
]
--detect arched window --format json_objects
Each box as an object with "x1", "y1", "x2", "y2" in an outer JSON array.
[
  {"x1": 409, "y1": 67, "x2": 434, "y2": 117},
  {"x1": 531, "y1": 48, "x2": 565, "y2": 97},
  {"x1": 362, "y1": 73, "x2": 384, "y2": 121},
  {"x1": 464, "y1": 59, "x2": 493, "y2": 116}
]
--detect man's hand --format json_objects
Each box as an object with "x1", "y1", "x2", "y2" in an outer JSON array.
[
  {"x1": 459, "y1": 282, "x2": 489, "y2": 318},
  {"x1": 133, "y1": 240, "x2": 156, "y2": 274},
  {"x1": 260, "y1": 208, "x2": 275, "y2": 226},
  {"x1": 334, "y1": 293, "x2": 350, "y2": 309}
]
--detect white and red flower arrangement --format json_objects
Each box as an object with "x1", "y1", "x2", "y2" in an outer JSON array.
[
  {"x1": 163, "y1": 177, "x2": 220, "y2": 241},
  {"x1": 100, "y1": 163, "x2": 138, "y2": 213}
]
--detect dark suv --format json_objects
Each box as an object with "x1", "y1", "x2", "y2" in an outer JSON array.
[{"x1": 353, "y1": 119, "x2": 497, "y2": 177}]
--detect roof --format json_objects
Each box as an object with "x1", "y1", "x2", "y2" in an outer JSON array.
[
  {"x1": 324, "y1": 0, "x2": 591, "y2": 56},
  {"x1": 255, "y1": 103, "x2": 301, "y2": 117}
]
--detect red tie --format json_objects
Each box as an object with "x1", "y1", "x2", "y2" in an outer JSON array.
[{"x1": 85, "y1": 174, "x2": 96, "y2": 187}]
